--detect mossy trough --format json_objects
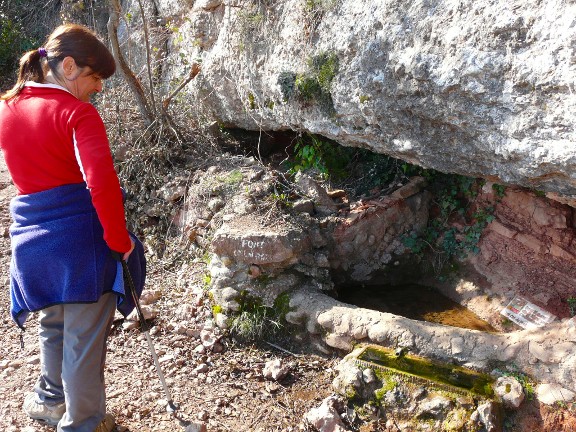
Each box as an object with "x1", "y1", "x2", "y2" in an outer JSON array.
[{"x1": 350, "y1": 344, "x2": 496, "y2": 398}]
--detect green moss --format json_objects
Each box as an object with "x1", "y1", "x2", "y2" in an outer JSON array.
[
  {"x1": 273, "y1": 292, "x2": 292, "y2": 319},
  {"x1": 374, "y1": 376, "x2": 397, "y2": 403},
  {"x1": 248, "y1": 92, "x2": 256, "y2": 110},
  {"x1": 218, "y1": 169, "x2": 243, "y2": 185},
  {"x1": 309, "y1": 51, "x2": 339, "y2": 92},
  {"x1": 281, "y1": 51, "x2": 338, "y2": 115},
  {"x1": 295, "y1": 74, "x2": 321, "y2": 101},
  {"x1": 212, "y1": 304, "x2": 222, "y2": 317},
  {"x1": 358, "y1": 346, "x2": 495, "y2": 397}
]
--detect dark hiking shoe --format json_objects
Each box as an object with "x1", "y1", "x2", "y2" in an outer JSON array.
[{"x1": 93, "y1": 413, "x2": 115, "y2": 432}]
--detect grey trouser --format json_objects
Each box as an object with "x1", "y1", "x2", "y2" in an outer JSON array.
[{"x1": 34, "y1": 292, "x2": 117, "y2": 432}]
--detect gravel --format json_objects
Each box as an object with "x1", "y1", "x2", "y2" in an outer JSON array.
[{"x1": 0, "y1": 177, "x2": 338, "y2": 432}]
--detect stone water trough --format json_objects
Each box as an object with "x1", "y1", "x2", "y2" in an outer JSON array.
[{"x1": 176, "y1": 156, "x2": 576, "y2": 407}]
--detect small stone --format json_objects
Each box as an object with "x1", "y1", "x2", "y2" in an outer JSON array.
[
  {"x1": 211, "y1": 342, "x2": 224, "y2": 353},
  {"x1": 122, "y1": 320, "x2": 139, "y2": 330},
  {"x1": 305, "y1": 396, "x2": 347, "y2": 432},
  {"x1": 495, "y1": 376, "x2": 525, "y2": 409},
  {"x1": 214, "y1": 313, "x2": 229, "y2": 329},
  {"x1": 194, "y1": 363, "x2": 209, "y2": 374},
  {"x1": 26, "y1": 355, "x2": 40, "y2": 365},
  {"x1": 185, "y1": 422, "x2": 207, "y2": 432},
  {"x1": 263, "y1": 359, "x2": 290, "y2": 381},
  {"x1": 139, "y1": 289, "x2": 162, "y2": 305},
  {"x1": 536, "y1": 383, "x2": 576, "y2": 405},
  {"x1": 126, "y1": 305, "x2": 158, "y2": 322},
  {"x1": 475, "y1": 401, "x2": 498, "y2": 432}
]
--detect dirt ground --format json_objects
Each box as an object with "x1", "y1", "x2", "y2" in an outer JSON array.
[
  {"x1": 0, "y1": 159, "x2": 338, "y2": 432},
  {"x1": 2, "y1": 159, "x2": 576, "y2": 432}
]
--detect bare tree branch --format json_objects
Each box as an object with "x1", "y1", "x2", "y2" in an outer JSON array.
[
  {"x1": 162, "y1": 63, "x2": 201, "y2": 111},
  {"x1": 136, "y1": 0, "x2": 157, "y2": 116},
  {"x1": 107, "y1": 0, "x2": 154, "y2": 126}
]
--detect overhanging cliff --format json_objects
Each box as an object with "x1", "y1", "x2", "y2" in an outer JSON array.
[{"x1": 155, "y1": 0, "x2": 576, "y2": 201}]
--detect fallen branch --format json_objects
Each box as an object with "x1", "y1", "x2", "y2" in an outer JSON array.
[{"x1": 266, "y1": 341, "x2": 301, "y2": 357}]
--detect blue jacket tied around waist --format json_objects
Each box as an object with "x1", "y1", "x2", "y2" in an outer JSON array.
[{"x1": 9, "y1": 182, "x2": 146, "y2": 329}]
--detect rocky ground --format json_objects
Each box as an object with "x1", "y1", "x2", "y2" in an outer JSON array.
[
  {"x1": 2, "y1": 158, "x2": 576, "y2": 432},
  {"x1": 0, "y1": 160, "x2": 339, "y2": 432}
]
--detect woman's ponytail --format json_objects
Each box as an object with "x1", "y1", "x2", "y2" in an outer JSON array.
[{"x1": 0, "y1": 49, "x2": 46, "y2": 100}]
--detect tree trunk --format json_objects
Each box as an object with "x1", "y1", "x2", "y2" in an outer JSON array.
[{"x1": 107, "y1": 0, "x2": 155, "y2": 127}]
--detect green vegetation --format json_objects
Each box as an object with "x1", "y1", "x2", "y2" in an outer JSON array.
[
  {"x1": 287, "y1": 133, "x2": 352, "y2": 179},
  {"x1": 402, "y1": 172, "x2": 495, "y2": 276},
  {"x1": 0, "y1": 5, "x2": 44, "y2": 87},
  {"x1": 492, "y1": 183, "x2": 506, "y2": 199},
  {"x1": 304, "y1": 0, "x2": 338, "y2": 12},
  {"x1": 567, "y1": 297, "x2": 576, "y2": 317},
  {"x1": 304, "y1": 0, "x2": 339, "y2": 31},
  {"x1": 266, "y1": 192, "x2": 292, "y2": 208},
  {"x1": 296, "y1": 51, "x2": 339, "y2": 111},
  {"x1": 359, "y1": 346, "x2": 495, "y2": 397},
  {"x1": 374, "y1": 376, "x2": 398, "y2": 402},
  {"x1": 309, "y1": 51, "x2": 339, "y2": 93},
  {"x1": 294, "y1": 74, "x2": 321, "y2": 101},
  {"x1": 278, "y1": 51, "x2": 339, "y2": 114},
  {"x1": 494, "y1": 368, "x2": 535, "y2": 401},
  {"x1": 202, "y1": 273, "x2": 212, "y2": 289},
  {"x1": 237, "y1": 8, "x2": 264, "y2": 35},
  {"x1": 201, "y1": 251, "x2": 212, "y2": 265},
  {"x1": 277, "y1": 71, "x2": 297, "y2": 101},
  {"x1": 211, "y1": 304, "x2": 222, "y2": 317},
  {"x1": 228, "y1": 291, "x2": 293, "y2": 343},
  {"x1": 272, "y1": 292, "x2": 292, "y2": 320},
  {"x1": 217, "y1": 169, "x2": 243, "y2": 186},
  {"x1": 500, "y1": 317, "x2": 515, "y2": 329},
  {"x1": 359, "y1": 95, "x2": 370, "y2": 104},
  {"x1": 247, "y1": 92, "x2": 256, "y2": 110},
  {"x1": 348, "y1": 149, "x2": 407, "y2": 196}
]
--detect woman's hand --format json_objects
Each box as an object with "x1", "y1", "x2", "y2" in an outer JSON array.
[{"x1": 122, "y1": 237, "x2": 135, "y2": 261}]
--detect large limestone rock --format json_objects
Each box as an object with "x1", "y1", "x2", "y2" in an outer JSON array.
[{"x1": 161, "y1": 0, "x2": 576, "y2": 199}]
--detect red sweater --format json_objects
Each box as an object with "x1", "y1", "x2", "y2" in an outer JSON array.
[{"x1": 0, "y1": 83, "x2": 131, "y2": 253}]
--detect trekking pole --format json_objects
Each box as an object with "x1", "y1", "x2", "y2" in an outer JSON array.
[{"x1": 112, "y1": 252, "x2": 178, "y2": 413}]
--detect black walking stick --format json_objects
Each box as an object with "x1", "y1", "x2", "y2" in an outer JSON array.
[{"x1": 112, "y1": 252, "x2": 178, "y2": 413}]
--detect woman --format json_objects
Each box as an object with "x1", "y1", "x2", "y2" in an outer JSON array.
[{"x1": 0, "y1": 24, "x2": 145, "y2": 432}]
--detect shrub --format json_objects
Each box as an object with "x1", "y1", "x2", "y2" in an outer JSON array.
[{"x1": 288, "y1": 133, "x2": 351, "y2": 179}]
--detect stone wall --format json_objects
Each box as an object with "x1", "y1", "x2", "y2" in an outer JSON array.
[
  {"x1": 466, "y1": 183, "x2": 576, "y2": 321},
  {"x1": 170, "y1": 155, "x2": 576, "y2": 399}
]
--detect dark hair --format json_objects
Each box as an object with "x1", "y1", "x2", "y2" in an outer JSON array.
[{"x1": 1, "y1": 24, "x2": 116, "y2": 100}]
